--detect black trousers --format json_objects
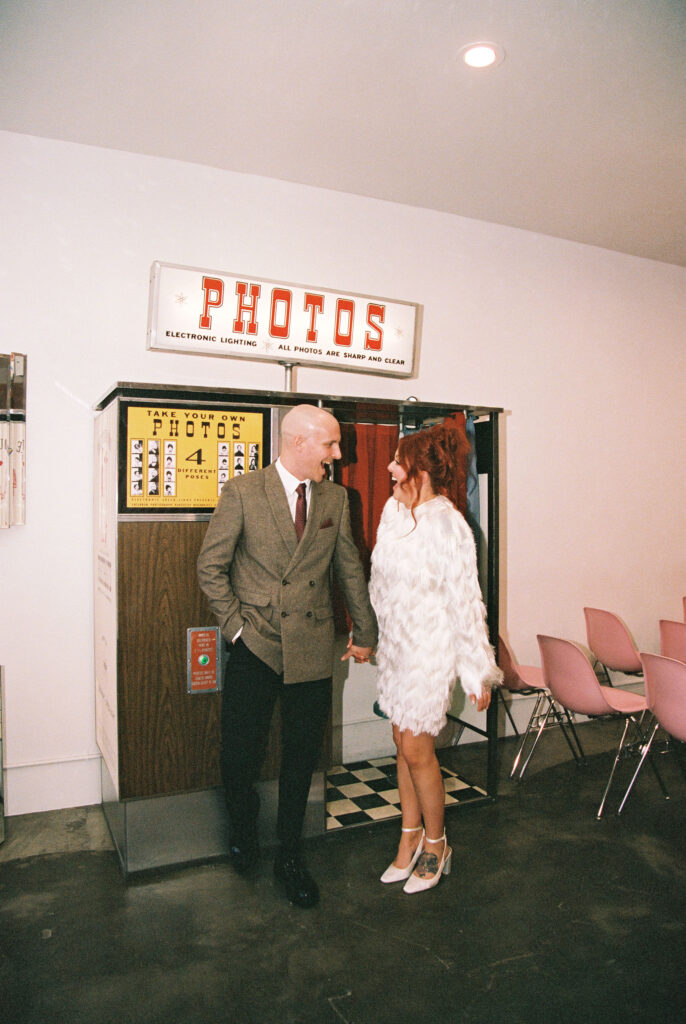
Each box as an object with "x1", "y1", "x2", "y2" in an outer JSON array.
[{"x1": 220, "y1": 638, "x2": 332, "y2": 852}]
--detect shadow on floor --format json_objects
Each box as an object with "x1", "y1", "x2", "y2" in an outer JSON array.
[{"x1": 1, "y1": 722, "x2": 685, "y2": 1024}]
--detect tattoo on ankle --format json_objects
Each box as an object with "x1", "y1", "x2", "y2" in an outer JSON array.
[{"x1": 416, "y1": 852, "x2": 439, "y2": 877}]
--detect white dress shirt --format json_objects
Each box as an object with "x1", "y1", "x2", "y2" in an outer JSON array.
[{"x1": 274, "y1": 458, "x2": 312, "y2": 522}]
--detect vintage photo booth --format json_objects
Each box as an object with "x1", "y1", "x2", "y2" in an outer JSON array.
[{"x1": 94, "y1": 382, "x2": 501, "y2": 875}]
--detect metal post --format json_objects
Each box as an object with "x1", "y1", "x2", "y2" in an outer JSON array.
[
  {"x1": 281, "y1": 362, "x2": 297, "y2": 392},
  {"x1": 486, "y1": 410, "x2": 500, "y2": 798}
]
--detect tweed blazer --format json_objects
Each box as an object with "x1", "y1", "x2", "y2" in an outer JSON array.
[{"x1": 197, "y1": 463, "x2": 378, "y2": 683}]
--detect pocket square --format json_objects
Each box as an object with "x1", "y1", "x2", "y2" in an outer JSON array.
[{"x1": 319, "y1": 518, "x2": 333, "y2": 529}]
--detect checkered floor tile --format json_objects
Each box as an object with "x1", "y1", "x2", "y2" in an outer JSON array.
[{"x1": 326, "y1": 756, "x2": 487, "y2": 831}]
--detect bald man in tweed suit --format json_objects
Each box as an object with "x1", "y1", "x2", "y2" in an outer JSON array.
[{"x1": 198, "y1": 405, "x2": 377, "y2": 907}]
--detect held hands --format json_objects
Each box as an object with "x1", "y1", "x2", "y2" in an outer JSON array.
[
  {"x1": 469, "y1": 689, "x2": 492, "y2": 713},
  {"x1": 342, "y1": 636, "x2": 375, "y2": 664}
]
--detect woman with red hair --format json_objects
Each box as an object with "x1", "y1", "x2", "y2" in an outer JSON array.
[{"x1": 369, "y1": 423, "x2": 501, "y2": 894}]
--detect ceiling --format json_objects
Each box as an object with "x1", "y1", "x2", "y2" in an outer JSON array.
[{"x1": 2, "y1": 0, "x2": 685, "y2": 267}]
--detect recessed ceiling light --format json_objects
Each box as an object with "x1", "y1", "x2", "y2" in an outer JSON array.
[{"x1": 459, "y1": 42, "x2": 505, "y2": 69}]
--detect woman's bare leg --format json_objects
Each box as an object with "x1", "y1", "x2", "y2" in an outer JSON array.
[
  {"x1": 398, "y1": 728, "x2": 446, "y2": 874},
  {"x1": 390, "y1": 724, "x2": 424, "y2": 868}
]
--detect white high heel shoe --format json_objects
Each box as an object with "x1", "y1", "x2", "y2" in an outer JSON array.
[
  {"x1": 380, "y1": 825, "x2": 425, "y2": 883},
  {"x1": 403, "y1": 832, "x2": 452, "y2": 894}
]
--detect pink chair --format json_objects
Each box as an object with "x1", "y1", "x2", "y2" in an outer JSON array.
[
  {"x1": 537, "y1": 635, "x2": 668, "y2": 818},
  {"x1": 583, "y1": 607, "x2": 643, "y2": 685},
  {"x1": 660, "y1": 619, "x2": 686, "y2": 663},
  {"x1": 618, "y1": 653, "x2": 686, "y2": 814},
  {"x1": 498, "y1": 636, "x2": 585, "y2": 780}
]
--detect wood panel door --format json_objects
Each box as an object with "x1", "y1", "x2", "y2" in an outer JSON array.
[
  {"x1": 116, "y1": 521, "x2": 330, "y2": 799},
  {"x1": 117, "y1": 521, "x2": 221, "y2": 798}
]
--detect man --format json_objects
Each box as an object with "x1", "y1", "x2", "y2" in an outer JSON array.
[{"x1": 197, "y1": 404, "x2": 377, "y2": 908}]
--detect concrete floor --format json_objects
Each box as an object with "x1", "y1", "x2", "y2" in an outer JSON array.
[{"x1": 1, "y1": 723, "x2": 685, "y2": 1024}]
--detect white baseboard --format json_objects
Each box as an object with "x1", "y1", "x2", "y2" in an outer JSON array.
[
  {"x1": 331, "y1": 718, "x2": 396, "y2": 765},
  {"x1": 5, "y1": 755, "x2": 102, "y2": 816}
]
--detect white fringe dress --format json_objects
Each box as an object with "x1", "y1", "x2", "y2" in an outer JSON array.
[{"x1": 369, "y1": 495, "x2": 502, "y2": 737}]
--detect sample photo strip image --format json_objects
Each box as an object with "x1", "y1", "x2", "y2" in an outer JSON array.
[
  {"x1": 217, "y1": 442, "x2": 229, "y2": 495},
  {"x1": 147, "y1": 439, "x2": 160, "y2": 496},
  {"x1": 163, "y1": 441, "x2": 176, "y2": 496},
  {"x1": 249, "y1": 443, "x2": 259, "y2": 471},
  {"x1": 233, "y1": 442, "x2": 245, "y2": 477},
  {"x1": 130, "y1": 439, "x2": 143, "y2": 495}
]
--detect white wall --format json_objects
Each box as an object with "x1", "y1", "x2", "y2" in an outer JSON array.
[{"x1": 1, "y1": 130, "x2": 684, "y2": 813}]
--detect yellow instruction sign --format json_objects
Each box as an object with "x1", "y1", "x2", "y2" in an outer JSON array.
[{"x1": 125, "y1": 404, "x2": 265, "y2": 510}]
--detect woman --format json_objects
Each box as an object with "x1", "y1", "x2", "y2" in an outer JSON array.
[{"x1": 369, "y1": 423, "x2": 502, "y2": 894}]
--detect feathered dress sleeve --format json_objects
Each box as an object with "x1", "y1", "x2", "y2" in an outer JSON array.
[{"x1": 439, "y1": 504, "x2": 503, "y2": 700}]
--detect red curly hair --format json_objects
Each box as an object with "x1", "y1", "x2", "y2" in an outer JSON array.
[{"x1": 396, "y1": 420, "x2": 470, "y2": 515}]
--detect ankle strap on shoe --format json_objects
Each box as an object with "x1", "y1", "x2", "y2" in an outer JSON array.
[
  {"x1": 400, "y1": 825, "x2": 423, "y2": 833},
  {"x1": 425, "y1": 833, "x2": 446, "y2": 843}
]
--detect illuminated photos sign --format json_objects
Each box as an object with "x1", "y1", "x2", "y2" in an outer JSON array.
[{"x1": 147, "y1": 261, "x2": 419, "y2": 378}]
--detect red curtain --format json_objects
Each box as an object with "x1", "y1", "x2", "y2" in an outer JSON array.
[
  {"x1": 332, "y1": 415, "x2": 469, "y2": 633},
  {"x1": 333, "y1": 422, "x2": 399, "y2": 632}
]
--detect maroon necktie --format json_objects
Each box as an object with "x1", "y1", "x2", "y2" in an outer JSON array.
[{"x1": 294, "y1": 482, "x2": 307, "y2": 542}]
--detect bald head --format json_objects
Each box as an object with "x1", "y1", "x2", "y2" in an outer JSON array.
[
  {"x1": 280, "y1": 404, "x2": 342, "y2": 482},
  {"x1": 281, "y1": 405, "x2": 337, "y2": 442}
]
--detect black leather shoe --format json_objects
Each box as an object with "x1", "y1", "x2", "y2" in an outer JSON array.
[
  {"x1": 228, "y1": 836, "x2": 259, "y2": 875},
  {"x1": 273, "y1": 851, "x2": 319, "y2": 908}
]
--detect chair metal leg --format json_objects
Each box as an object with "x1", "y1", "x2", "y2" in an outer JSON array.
[
  {"x1": 629, "y1": 715, "x2": 669, "y2": 801},
  {"x1": 597, "y1": 661, "x2": 614, "y2": 687},
  {"x1": 597, "y1": 717, "x2": 632, "y2": 819},
  {"x1": 617, "y1": 720, "x2": 660, "y2": 815},
  {"x1": 564, "y1": 709, "x2": 586, "y2": 761},
  {"x1": 509, "y1": 693, "x2": 544, "y2": 778},
  {"x1": 550, "y1": 705, "x2": 586, "y2": 764},
  {"x1": 510, "y1": 694, "x2": 554, "y2": 781}
]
